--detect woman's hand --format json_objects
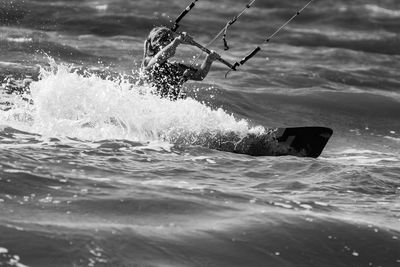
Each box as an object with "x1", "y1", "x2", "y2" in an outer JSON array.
[
  {"x1": 176, "y1": 32, "x2": 195, "y2": 45},
  {"x1": 189, "y1": 50, "x2": 221, "y2": 81},
  {"x1": 206, "y1": 51, "x2": 221, "y2": 62}
]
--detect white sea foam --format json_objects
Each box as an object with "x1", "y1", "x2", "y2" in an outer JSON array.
[
  {"x1": 365, "y1": 4, "x2": 400, "y2": 18},
  {"x1": 1, "y1": 60, "x2": 265, "y2": 145},
  {"x1": 6, "y1": 37, "x2": 33, "y2": 43},
  {"x1": 0, "y1": 247, "x2": 29, "y2": 267},
  {"x1": 337, "y1": 149, "x2": 389, "y2": 155},
  {"x1": 325, "y1": 149, "x2": 400, "y2": 166},
  {"x1": 94, "y1": 4, "x2": 108, "y2": 11},
  {"x1": 273, "y1": 202, "x2": 292, "y2": 209},
  {"x1": 384, "y1": 136, "x2": 400, "y2": 143}
]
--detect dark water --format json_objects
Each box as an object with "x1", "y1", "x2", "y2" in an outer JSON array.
[{"x1": 1, "y1": 0, "x2": 400, "y2": 266}]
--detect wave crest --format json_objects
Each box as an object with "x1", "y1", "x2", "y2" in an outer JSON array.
[{"x1": 1, "y1": 60, "x2": 264, "y2": 145}]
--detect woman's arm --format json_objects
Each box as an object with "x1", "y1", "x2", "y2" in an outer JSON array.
[
  {"x1": 144, "y1": 33, "x2": 195, "y2": 70},
  {"x1": 186, "y1": 51, "x2": 221, "y2": 81},
  {"x1": 144, "y1": 38, "x2": 181, "y2": 70}
]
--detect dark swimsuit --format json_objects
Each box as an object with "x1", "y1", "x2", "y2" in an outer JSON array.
[{"x1": 143, "y1": 61, "x2": 195, "y2": 100}]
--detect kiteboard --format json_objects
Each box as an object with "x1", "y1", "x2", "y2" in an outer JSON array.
[{"x1": 209, "y1": 127, "x2": 333, "y2": 158}]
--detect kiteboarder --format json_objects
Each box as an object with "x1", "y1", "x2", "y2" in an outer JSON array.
[{"x1": 140, "y1": 26, "x2": 221, "y2": 100}]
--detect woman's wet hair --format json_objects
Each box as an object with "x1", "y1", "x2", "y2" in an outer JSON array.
[
  {"x1": 141, "y1": 27, "x2": 174, "y2": 68},
  {"x1": 145, "y1": 27, "x2": 174, "y2": 55}
]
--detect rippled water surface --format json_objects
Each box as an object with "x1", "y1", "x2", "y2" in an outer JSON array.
[{"x1": 1, "y1": 0, "x2": 400, "y2": 266}]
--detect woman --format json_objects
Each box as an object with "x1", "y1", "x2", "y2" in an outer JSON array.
[{"x1": 141, "y1": 26, "x2": 221, "y2": 100}]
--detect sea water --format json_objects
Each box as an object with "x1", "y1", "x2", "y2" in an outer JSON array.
[{"x1": 1, "y1": 0, "x2": 400, "y2": 266}]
